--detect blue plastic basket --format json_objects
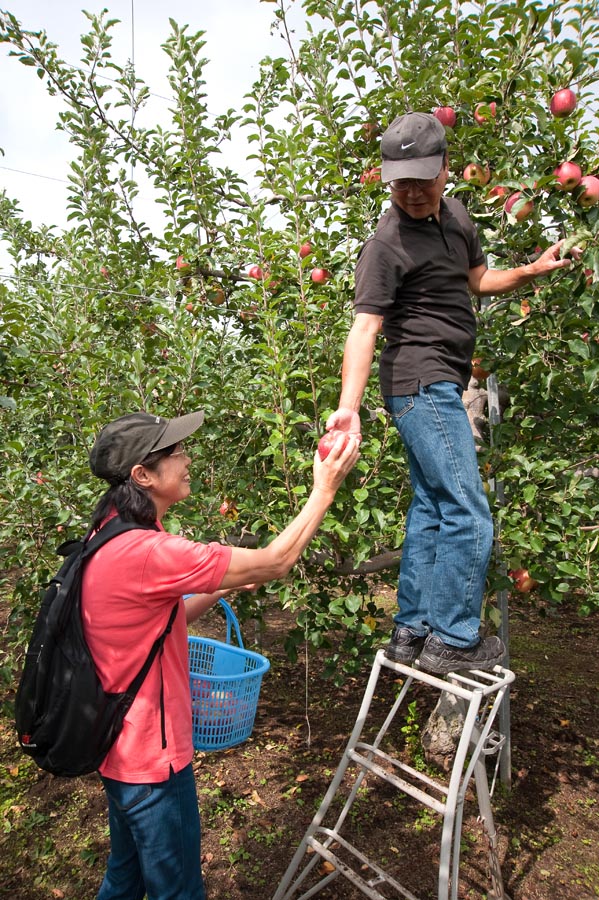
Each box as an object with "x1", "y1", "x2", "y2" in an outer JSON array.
[{"x1": 188, "y1": 599, "x2": 270, "y2": 752}]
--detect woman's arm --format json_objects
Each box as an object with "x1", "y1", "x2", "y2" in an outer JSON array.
[{"x1": 218, "y1": 435, "x2": 360, "y2": 589}]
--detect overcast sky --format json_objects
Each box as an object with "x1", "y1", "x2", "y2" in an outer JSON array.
[{"x1": 0, "y1": 0, "x2": 305, "y2": 242}]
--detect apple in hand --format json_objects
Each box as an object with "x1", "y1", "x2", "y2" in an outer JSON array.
[
  {"x1": 509, "y1": 567, "x2": 538, "y2": 593},
  {"x1": 505, "y1": 191, "x2": 534, "y2": 222},
  {"x1": 576, "y1": 175, "x2": 599, "y2": 208},
  {"x1": 317, "y1": 430, "x2": 349, "y2": 461},
  {"x1": 474, "y1": 101, "x2": 496, "y2": 124},
  {"x1": 463, "y1": 163, "x2": 490, "y2": 186},
  {"x1": 553, "y1": 161, "x2": 582, "y2": 191},
  {"x1": 311, "y1": 268, "x2": 330, "y2": 284},
  {"x1": 433, "y1": 106, "x2": 457, "y2": 128},
  {"x1": 299, "y1": 241, "x2": 313, "y2": 259},
  {"x1": 549, "y1": 88, "x2": 577, "y2": 118}
]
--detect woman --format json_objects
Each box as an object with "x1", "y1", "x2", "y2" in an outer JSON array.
[{"x1": 81, "y1": 409, "x2": 359, "y2": 900}]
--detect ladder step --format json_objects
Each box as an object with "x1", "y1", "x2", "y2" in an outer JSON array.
[
  {"x1": 308, "y1": 828, "x2": 422, "y2": 900},
  {"x1": 348, "y1": 745, "x2": 447, "y2": 815}
]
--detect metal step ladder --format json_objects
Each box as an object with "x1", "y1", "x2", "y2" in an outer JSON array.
[{"x1": 273, "y1": 649, "x2": 515, "y2": 900}]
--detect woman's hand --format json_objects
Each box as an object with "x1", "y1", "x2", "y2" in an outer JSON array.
[{"x1": 312, "y1": 432, "x2": 361, "y2": 498}]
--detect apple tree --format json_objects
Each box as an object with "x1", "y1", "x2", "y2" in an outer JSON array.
[{"x1": 1, "y1": 0, "x2": 598, "y2": 684}]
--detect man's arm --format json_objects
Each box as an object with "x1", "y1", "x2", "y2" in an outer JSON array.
[
  {"x1": 326, "y1": 312, "x2": 383, "y2": 433},
  {"x1": 468, "y1": 239, "x2": 582, "y2": 297}
]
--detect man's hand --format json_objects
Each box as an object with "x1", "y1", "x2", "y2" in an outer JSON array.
[
  {"x1": 325, "y1": 406, "x2": 362, "y2": 436},
  {"x1": 530, "y1": 239, "x2": 584, "y2": 277}
]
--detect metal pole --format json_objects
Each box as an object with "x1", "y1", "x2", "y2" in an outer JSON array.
[{"x1": 487, "y1": 374, "x2": 512, "y2": 789}]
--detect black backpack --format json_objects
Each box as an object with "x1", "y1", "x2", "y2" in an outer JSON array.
[{"x1": 15, "y1": 516, "x2": 178, "y2": 777}]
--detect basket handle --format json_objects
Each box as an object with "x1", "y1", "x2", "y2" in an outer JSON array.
[
  {"x1": 181, "y1": 595, "x2": 245, "y2": 649},
  {"x1": 217, "y1": 597, "x2": 245, "y2": 648}
]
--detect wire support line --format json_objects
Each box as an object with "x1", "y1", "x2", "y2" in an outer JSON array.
[{"x1": 0, "y1": 165, "x2": 69, "y2": 184}]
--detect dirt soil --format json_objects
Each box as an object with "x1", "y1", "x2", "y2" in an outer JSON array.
[{"x1": 1, "y1": 594, "x2": 598, "y2": 900}]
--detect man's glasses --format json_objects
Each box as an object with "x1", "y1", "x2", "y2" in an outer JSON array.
[{"x1": 390, "y1": 175, "x2": 439, "y2": 191}]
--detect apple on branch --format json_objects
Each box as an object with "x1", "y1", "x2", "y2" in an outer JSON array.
[
  {"x1": 248, "y1": 264, "x2": 264, "y2": 280},
  {"x1": 486, "y1": 184, "x2": 507, "y2": 205},
  {"x1": 509, "y1": 567, "x2": 538, "y2": 594},
  {"x1": 505, "y1": 191, "x2": 534, "y2": 222},
  {"x1": 553, "y1": 161, "x2": 582, "y2": 191},
  {"x1": 576, "y1": 175, "x2": 599, "y2": 208},
  {"x1": 311, "y1": 268, "x2": 330, "y2": 284},
  {"x1": 176, "y1": 254, "x2": 190, "y2": 271},
  {"x1": 474, "y1": 101, "x2": 496, "y2": 124},
  {"x1": 549, "y1": 88, "x2": 577, "y2": 118},
  {"x1": 471, "y1": 358, "x2": 490, "y2": 380},
  {"x1": 299, "y1": 241, "x2": 313, "y2": 259},
  {"x1": 463, "y1": 163, "x2": 491, "y2": 187},
  {"x1": 360, "y1": 166, "x2": 381, "y2": 184},
  {"x1": 433, "y1": 106, "x2": 457, "y2": 128}
]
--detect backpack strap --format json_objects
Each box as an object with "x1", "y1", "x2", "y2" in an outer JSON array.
[{"x1": 80, "y1": 515, "x2": 179, "y2": 750}]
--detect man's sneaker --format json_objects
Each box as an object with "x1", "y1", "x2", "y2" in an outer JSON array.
[
  {"x1": 384, "y1": 627, "x2": 427, "y2": 664},
  {"x1": 418, "y1": 634, "x2": 505, "y2": 675}
]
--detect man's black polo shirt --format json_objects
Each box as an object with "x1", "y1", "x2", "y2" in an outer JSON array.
[{"x1": 354, "y1": 196, "x2": 485, "y2": 396}]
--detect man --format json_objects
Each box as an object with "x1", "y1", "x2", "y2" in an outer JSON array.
[{"x1": 327, "y1": 112, "x2": 580, "y2": 674}]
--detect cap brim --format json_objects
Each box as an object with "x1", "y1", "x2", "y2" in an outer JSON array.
[
  {"x1": 381, "y1": 154, "x2": 443, "y2": 183},
  {"x1": 152, "y1": 410, "x2": 205, "y2": 452}
]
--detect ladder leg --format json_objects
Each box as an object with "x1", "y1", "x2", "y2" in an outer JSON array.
[
  {"x1": 474, "y1": 756, "x2": 510, "y2": 900},
  {"x1": 273, "y1": 653, "x2": 387, "y2": 900}
]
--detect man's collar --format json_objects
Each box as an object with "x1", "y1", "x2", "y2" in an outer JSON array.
[{"x1": 390, "y1": 196, "x2": 448, "y2": 226}]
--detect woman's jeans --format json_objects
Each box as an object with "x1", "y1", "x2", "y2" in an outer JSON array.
[
  {"x1": 98, "y1": 763, "x2": 206, "y2": 900},
  {"x1": 385, "y1": 382, "x2": 494, "y2": 648}
]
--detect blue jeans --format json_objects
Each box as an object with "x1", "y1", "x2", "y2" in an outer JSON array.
[
  {"x1": 98, "y1": 763, "x2": 206, "y2": 900},
  {"x1": 385, "y1": 382, "x2": 494, "y2": 647}
]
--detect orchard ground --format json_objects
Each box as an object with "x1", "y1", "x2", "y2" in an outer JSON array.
[{"x1": 1, "y1": 589, "x2": 598, "y2": 900}]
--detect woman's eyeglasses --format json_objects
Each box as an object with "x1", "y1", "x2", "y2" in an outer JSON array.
[{"x1": 170, "y1": 443, "x2": 188, "y2": 457}]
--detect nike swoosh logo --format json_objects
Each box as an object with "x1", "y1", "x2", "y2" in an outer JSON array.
[{"x1": 401, "y1": 142, "x2": 416, "y2": 149}]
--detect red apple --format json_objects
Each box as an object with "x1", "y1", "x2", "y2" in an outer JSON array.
[
  {"x1": 463, "y1": 163, "x2": 490, "y2": 186},
  {"x1": 317, "y1": 430, "x2": 349, "y2": 461},
  {"x1": 219, "y1": 499, "x2": 238, "y2": 518},
  {"x1": 553, "y1": 161, "x2": 582, "y2": 191},
  {"x1": 520, "y1": 299, "x2": 531, "y2": 317},
  {"x1": 362, "y1": 122, "x2": 381, "y2": 141},
  {"x1": 474, "y1": 101, "x2": 496, "y2": 124},
  {"x1": 584, "y1": 268, "x2": 593, "y2": 287},
  {"x1": 576, "y1": 175, "x2": 599, "y2": 208},
  {"x1": 433, "y1": 106, "x2": 457, "y2": 128},
  {"x1": 549, "y1": 88, "x2": 577, "y2": 118},
  {"x1": 248, "y1": 264, "x2": 264, "y2": 280},
  {"x1": 210, "y1": 287, "x2": 226, "y2": 305},
  {"x1": 471, "y1": 358, "x2": 490, "y2": 380},
  {"x1": 360, "y1": 166, "x2": 381, "y2": 184},
  {"x1": 505, "y1": 191, "x2": 534, "y2": 222},
  {"x1": 176, "y1": 254, "x2": 190, "y2": 271},
  {"x1": 311, "y1": 268, "x2": 330, "y2": 284},
  {"x1": 100, "y1": 265, "x2": 110, "y2": 280},
  {"x1": 487, "y1": 185, "x2": 507, "y2": 204},
  {"x1": 185, "y1": 302, "x2": 194, "y2": 313},
  {"x1": 509, "y1": 567, "x2": 538, "y2": 593},
  {"x1": 299, "y1": 241, "x2": 313, "y2": 259}
]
